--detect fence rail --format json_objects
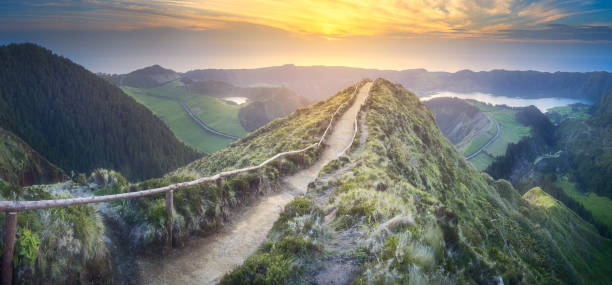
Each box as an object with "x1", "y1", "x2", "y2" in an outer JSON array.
[{"x1": 0, "y1": 81, "x2": 363, "y2": 285}]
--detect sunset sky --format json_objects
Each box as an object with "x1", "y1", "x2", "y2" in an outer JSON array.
[{"x1": 2, "y1": 0, "x2": 611, "y2": 73}]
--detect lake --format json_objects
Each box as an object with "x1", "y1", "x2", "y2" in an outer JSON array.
[
  {"x1": 223, "y1": 97, "x2": 248, "y2": 105},
  {"x1": 420, "y1": 91, "x2": 593, "y2": 112}
]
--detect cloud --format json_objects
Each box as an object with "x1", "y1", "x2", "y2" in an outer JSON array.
[
  {"x1": 1, "y1": 0, "x2": 609, "y2": 42},
  {"x1": 517, "y1": 1, "x2": 572, "y2": 25},
  {"x1": 498, "y1": 23, "x2": 612, "y2": 41}
]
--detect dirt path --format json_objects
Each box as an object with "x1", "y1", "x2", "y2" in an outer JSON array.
[{"x1": 136, "y1": 82, "x2": 372, "y2": 284}]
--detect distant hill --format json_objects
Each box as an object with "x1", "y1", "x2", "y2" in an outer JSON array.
[
  {"x1": 0, "y1": 127, "x2": 67, "y2": 186},
  {"x1": 101, "y1": 64, "x2": 180, "y2": 88},
  {"x1": 183, "y1": 65, "x2": 612, "y2": 101},
  {"x1": 0, "y1": 44, "x2": 201, "y2": 180}
]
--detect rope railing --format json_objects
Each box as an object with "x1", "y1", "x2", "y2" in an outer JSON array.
[
  {"x1": 0, "y1": 83, "x2": 359, "y2": 212},
  {"x1": 0, "y1": 81, "x2": 363, "y2": 285},
  {"x1": 339, "y1": 86, "x2": 370, "y2": 156}
]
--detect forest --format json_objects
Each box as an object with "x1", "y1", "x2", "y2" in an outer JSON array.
[{"x1": 0, "y1": 44, "x2": 202, "y2": 180}]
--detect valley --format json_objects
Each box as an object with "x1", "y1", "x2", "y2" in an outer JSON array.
[
  {"x1": 428, "y1": 88, "x2": 612, "y2": 241},
  {"x1": 464, "y1": 101, "x2": 533, "y2": 170},
  {"x1": 121, "y1": 82, "x2": 241, "y2": 153},
  {"x1": 109, "y1": 66, "x2": 308, "y2": 153},
  {"x1": 425, "y1": 97, "x2": 532, "y2": 171}
]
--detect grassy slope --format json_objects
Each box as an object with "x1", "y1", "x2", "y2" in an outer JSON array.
[
  {"x1": 487, "y1": 110, "x2": 531, "y2": 155},
  {"x1": 556, "y1": 177, "x2": 612, "y2": 230},
  {"x1": 122, "y1": 86, "x2": 234, "y2": 153},
  {"x1": 0, "y1": 127, "x2": 67, "y2": 185},
  {"x1": 465, "y1": 101, "x2": 531, "y2": 171},
  {"x1": 145, "y1": 80, "x2": 247, "y2": 136},
  {"x1": 546, "y1": 104, "x2": 591, "y2": 124},
  {"x1": 0, "y1": 180, "x2": 110, "y2": 283},
  {"x1": 183, "y1": 95, "x2": 247, "y2": 137},
  {"x1": 222, "y1": 79, "x2": 612, "y2": 284}
]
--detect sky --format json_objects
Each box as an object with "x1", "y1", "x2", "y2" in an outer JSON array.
[{"x1": 1, "y1": 0, "x2": 612, "y2": 73}]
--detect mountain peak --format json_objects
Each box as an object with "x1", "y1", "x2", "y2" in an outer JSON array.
[{"x1": 122, "y1": 64, "x2": 180, "y2": 88}]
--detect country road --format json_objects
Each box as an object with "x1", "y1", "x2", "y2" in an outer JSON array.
[
  {"x1": 136, "y1": 82, "x2": 372, "y2": 285},
  {"x1": 176, "y1": 99, "x2": 239, "y2": 139},
  {"x1": 465, "y1": 115, "x2": 500, "y2": 160},
  {"x1": 143, "y1": 92, "x2": 239, "y2": 140}
]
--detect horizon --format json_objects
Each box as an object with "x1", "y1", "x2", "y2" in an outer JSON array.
[
  {"x1": 2, "y1": 1, "x2": 612, "y2": 73},
  {"x1": 96, "y1": 61, "x2": 612, "y2": 75}
]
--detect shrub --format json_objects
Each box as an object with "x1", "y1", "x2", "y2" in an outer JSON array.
[
  {"x1": 14, "y1": 228, "x2": 40, "y2": 266},
  {"x1": 221, "y1": 253, "x2": 291, "y2": 285}
]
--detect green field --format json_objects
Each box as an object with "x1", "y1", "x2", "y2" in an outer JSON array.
[
  {"x1": 468, "y1": 151, "x2": 495, "y2": 171},
  {"x1": 147, "y1": 79, "x2": 190, "y2": 98},
  {"x1": 546, "y1": 104, "x2": 591, "y2": 124},
  {"x1": 556, "y1": 177, "x2": 612, "y2": 230},
  {"x1": 121, "y1": 79, "x2": 251, "y2": 152},
  {"x1": 463, "y1": 102, "x2": 532, "y2": 170},
  {"x1": 486, "y1": 110, "x2": 531, "y2": 156},
  {"x1": 183, "y1": 95, "x2": 247, "y2": 137},
  {"x1": 131, "y1": 80, "x2": 248, "y2": 136},
  {"x1": 461, "y1": 118, "x2": 497, "y2": 156},
  {"x1": 122, "y1": 87, "x2": 234, "y2": 153}
]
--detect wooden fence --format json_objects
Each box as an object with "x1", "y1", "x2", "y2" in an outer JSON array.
[{"x1": 0, "y1": 82, "x2": 365, "y2": 284}]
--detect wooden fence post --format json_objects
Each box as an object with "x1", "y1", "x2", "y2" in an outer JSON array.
[
  {"x1": 216, "y1": 178, "x2": 225, "y2": 223},
  {"x1": 277, "y1": 158, "x2": 282, "y2": 173},
  {"x1": 2, "y1": 212, "x2": 17, "y2": 285},
  {"x1": 165, "y1": 191, "x2": 173, "y2": 248},
  {"x1": 257, "y1": 169, "x2": 263, "y2": 192},
  {"x1": 301, "y1": 152, "x2": 305, "y2": 167},
  {"x1": 217, "y1": 178, "x2": 224, "y2": 206}
]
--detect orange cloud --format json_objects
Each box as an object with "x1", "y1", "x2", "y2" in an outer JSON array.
[{"x1": 5, "y1": 0, "x2": 589, "y2": 38}]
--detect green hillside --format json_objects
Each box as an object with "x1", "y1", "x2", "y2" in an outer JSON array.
[
  {"x1": 120, "y1": 77, "x2": 307, "y2": 152},
  {"x1": 425, "y1": 98, "x2": 531, "y2": 171},
  {"x1": 424, "y1": 97, "x2": 491, "y2": 151},
  {"x1": 185, "y1": 80, "x2": 308, "y2": 131},
  {"x1": 121, "y1": 85, "x2": 236, "y2": 153},
  {"x1": 546, "y1": 104, "x2": 591, "y2": 124},
  {"x1": 556, "y1": 90, "x2": 612, "y2": 199},
  {"x1": 556, "y1": 177, "x2": 612, "y2": 230},
  {"x1": 145, "y1": 80, "x2": 247, "y2": 137},
  {"x1": 222, "y1": 79, "x2": 612, "y2": 284},
  {"x1": 0, "y1": 44, "x2": 201, "y2": 180},
  {"x1": 464, "y1": 101, "x2": 531, "y2": 170}
]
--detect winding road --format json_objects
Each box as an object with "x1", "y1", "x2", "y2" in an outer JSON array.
[
  {"x1": 144, "y1": 92, "x2": 239, "y2": 140},
  {"x1": 465, "y1": 115, "x2": 500, "y2": 160},
  {"x1": 176, "y1": 99, "x2": 239, "y2": 139},
  {"x1": 136, "y1": 82, "x2": 373, "y2": 284}
]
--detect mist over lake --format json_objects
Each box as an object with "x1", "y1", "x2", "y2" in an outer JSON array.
[{"x1": 420, "y1": 91, "x2": 593, "y2": 112}]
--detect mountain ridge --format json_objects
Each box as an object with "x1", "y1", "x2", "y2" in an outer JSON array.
[
  {"x1": 0, "y1": 43, "x2": 202, "y2": 180},
  {"x1": 221, "y1": 78, "x2": 612, "y2": 284},
  {"x1": 183, "y1": 65, "x2": 612, "y2": 101}
]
